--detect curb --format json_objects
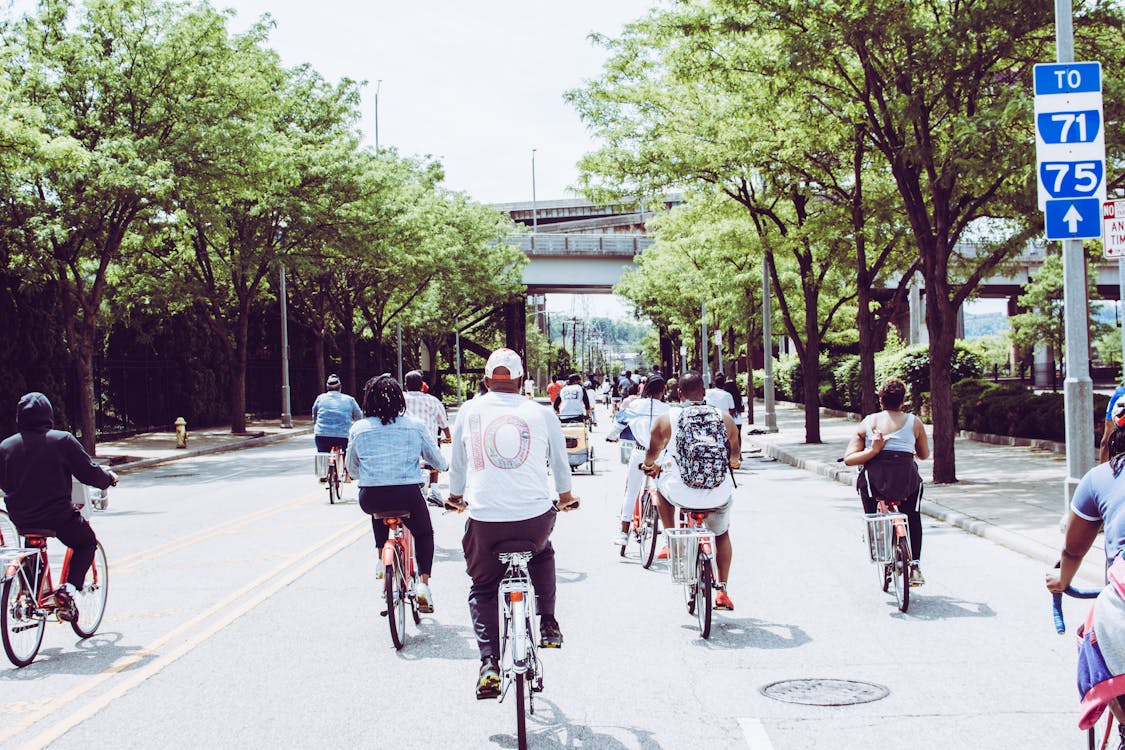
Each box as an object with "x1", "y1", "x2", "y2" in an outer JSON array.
[
  {"x1": 752, "y1": 438, "x2": 1105, "y2": 587},
  {"x1": 109, "y1": 427, "x2": 313, "y2": 474}
]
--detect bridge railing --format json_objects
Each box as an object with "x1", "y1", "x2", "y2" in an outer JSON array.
[{"x1": 504, "y1": 233, "x2": 654, "y2": 256}]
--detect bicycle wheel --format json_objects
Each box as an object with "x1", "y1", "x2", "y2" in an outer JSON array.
[
  {"x1": 0, "y1": 510, "x2": 16, "y2": 548},
  {"x1": 386, "y1": 549, "x2": 406, "y2": 650},
  {"x1": 695, "y1": 553, "x2": 713, "y2": 639},
  {"x1": 639, "y1": 494, "x2": 659, "y2": 570},
  {"x1": 327, "y1": 465, "x2": 339, "y2": 504},
  {"x1": 1, "y1": 574, "x2": 44, "y2": 667},
  {"x1": 71, "y1": 541, "x2": 109, "y2": 638},
  {"x1": 516, "y1": 671, "x2": 529, "y2": 750},
  {"x1": 892, "y1": 536, "x2": 910, "y2": 612}
]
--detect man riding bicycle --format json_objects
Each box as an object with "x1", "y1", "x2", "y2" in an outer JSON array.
[
  {"x1": 642, "y1": 372, "x2": 740, "y2": 610},
  {"x1": 0, "y1": 392, "x2": 118, "y2": 621},
  {"x1": 553, "y1": 373, "x2": 592, "y2": 423},
  {"x1": 312, "y1": 374, "x2": 362, "y2": 454},
  {"x1": 446, "y1": 348, "x2": 579, "y2": 699},
  {"x1": 403, "y1": 370, "x2": 451, "y2": 506}
]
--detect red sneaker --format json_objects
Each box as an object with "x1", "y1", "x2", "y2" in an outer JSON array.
[
  {"x1": 715, "y1": 590, "x2": 734, "y2": 611},
  {"x1": 656, "y1": 545, "x2": 670, "y2": 560}
]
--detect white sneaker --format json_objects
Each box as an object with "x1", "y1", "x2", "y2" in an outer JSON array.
[
  {"x1": 416, "y1": 582, "x2": 434, "y2": 613},
  {"x1": 612, "y1": 531, "x2": 628, "y2": 547}
]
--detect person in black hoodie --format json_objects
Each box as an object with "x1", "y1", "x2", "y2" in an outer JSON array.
[{"x1": 0, "y1": 392, "x2": 117, "y2": 621}]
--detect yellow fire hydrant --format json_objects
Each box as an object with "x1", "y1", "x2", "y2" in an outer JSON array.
[{"x1": 175, "y1": 417, "x2": 188, "y2": 449}]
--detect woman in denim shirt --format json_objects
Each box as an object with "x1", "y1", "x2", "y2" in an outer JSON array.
[{"x1": 347, "y1": 374, "x2": 448, "y2": 613}]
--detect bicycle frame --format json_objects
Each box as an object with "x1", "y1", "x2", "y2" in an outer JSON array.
[
  {"x1": 381, "y1": 518, "x2": 415, "y2": 581},
  {"x1": 498, "y1": 551, "x2": 537, "y2": 678},
  {"x1": 0, "y1": 536, "x2": 76, "y2": 615}
]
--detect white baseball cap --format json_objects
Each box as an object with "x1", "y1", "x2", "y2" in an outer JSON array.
[{"x1": 484, "y1": 348, "x2": 524, "y2": 380}]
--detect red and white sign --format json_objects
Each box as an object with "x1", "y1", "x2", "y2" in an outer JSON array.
[{"x1": 1105, "y1": 199, "x2": 1125, "y2": 259}]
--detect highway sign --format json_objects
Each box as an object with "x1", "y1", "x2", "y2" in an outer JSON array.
[
  {"x1": 1046, "y1": 198, "x2": 1101, "y2": 240},
  {"x1": 1034, "y1": 62, "x2": 1106, "y2": 237},
  {"x1": 1105, "y1": 200, "x2": 1125, "y2": 259}
]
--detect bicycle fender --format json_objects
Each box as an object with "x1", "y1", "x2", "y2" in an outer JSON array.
[{"x1": 381, "y1": 543, "x2": 396, "y2": 567}]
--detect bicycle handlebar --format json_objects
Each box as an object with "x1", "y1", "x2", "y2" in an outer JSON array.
[{"x1": 1052, "y1": 585, "x2": 1101, "y2": 634}]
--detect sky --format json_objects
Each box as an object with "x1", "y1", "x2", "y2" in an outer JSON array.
[
  {"x1": 219, "y1": 0, "x2": 656, "y2": 318},
  {"x1": 217, "y1": 0, "x2": 656, "y2": 205}
]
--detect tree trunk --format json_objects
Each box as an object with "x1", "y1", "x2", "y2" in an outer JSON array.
[
  {"x1": 856, "y1": 286, "x2": 879, "y2": 415},
  {"x1": 73, "y1": 336, "x2": 98, "y2": 455},
  {"x1": 313, "y1": 331, "x2": 326, "y2": 394},
  {"x1": 800, "y1": 281, "x2": 822, "y2": 443},
  {"x1": 230, "y1": 314, "x2": 249, "y2": 434},
  {"x1": 927, "y1": 296, "x2": 958, "y2": 483}
]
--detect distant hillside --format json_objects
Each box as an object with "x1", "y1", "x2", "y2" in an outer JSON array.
[{"x1": 963, "y1": 312, "x2": 1009, "y2": 339}]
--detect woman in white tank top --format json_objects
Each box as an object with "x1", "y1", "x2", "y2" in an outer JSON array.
[{"x1": 844, "y1": 377, "x2": 930, "y2": 584}]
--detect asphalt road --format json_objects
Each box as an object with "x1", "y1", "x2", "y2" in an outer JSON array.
[{"x1": 0, "y1": 411, "x2": 1096, "y2": 749}]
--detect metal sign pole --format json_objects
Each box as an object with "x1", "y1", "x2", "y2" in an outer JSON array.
[
  {"x1": 1054, "y1": 0, "x2": 1094, "y2": 505},
  {"x1": 279, "y1": 266, "x2": 293, "y2": 429}
]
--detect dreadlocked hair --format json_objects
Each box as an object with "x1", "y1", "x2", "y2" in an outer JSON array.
[
  {"x1": 363, "y1": 374, "x2": 406, "y2": 425},
  {"x1": 1110, "y1": 426, "x2": 1125, "y2": 477}
]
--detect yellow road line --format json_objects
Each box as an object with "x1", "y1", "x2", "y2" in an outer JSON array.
[
  {"x1": 112, "y1": 490, "x2": 322, "y2": 574},
  {"x1": 1, "y1": 519, "x2": 370, "y2": 749}
]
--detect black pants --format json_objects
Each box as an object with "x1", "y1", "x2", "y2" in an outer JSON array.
[
  {"x1": 861, "y1": 492, "x2": 923, "y2": 562},
  {"x1": 462, "y1": 509, "x2": 557, "y2": 660},
  {"x1": 21, "y1": 508, "x2": 98, "y2": 589},
  {"x1": 358, "y1": 485, "x2": 435, "y2": 576},
  {"x1": 314, "y1": 435, "x2": 348, "y2": 453}
]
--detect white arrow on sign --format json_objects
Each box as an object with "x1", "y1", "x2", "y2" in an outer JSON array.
[{"x1": 1064, "y1": 204, "x2": 1084, "y2": 232}]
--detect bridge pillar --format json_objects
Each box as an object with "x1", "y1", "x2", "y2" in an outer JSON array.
[{"x1": 503, "y1": 296, "x2": 527, "y2": 362}]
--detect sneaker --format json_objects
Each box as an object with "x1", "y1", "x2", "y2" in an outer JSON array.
[
  {"x1": 612, "y1": 531, "x2": 628, "y2": 547},
  {"x1": 715, "y1": 589, "x2": 734, "y2": 611},
  {"x1": 909, "y1": 563, "x2": 926, "y2": 587},
  {"x1": 416, "y1": 582, "x2": 434, "y2": 613},
  {"x1": 476, "y1": 657, "x2": 501, "y2": 700},
  {"x1": 656, "y1": 545, "x2": 670, "y2": 560},
  {"x1": 539, "y1": 615, "x2": 564, "y2": 648},
  {"x1": 426, "y1": 489, "x2": 444, "y2": 508},
  {"x1": 54, "y1": 584, "x2": 78, "y2": 622}
]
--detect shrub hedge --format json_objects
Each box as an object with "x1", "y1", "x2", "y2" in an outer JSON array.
[{"x1": 763, "y1": 348, "x2": 1107, "y2": 443}]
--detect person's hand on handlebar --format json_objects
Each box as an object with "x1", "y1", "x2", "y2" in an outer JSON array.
[
  {"x1": 554, "y1": 492, "x2": 580, "y2": 512},
  {"x1": 444, "y1": 494, "x2": 467, "y2": 513},
  {"x1": 108, "y1": 470, "x2": 120, "y2": 486},
  {"x1": 640, "y1": 461, "x2": 661, "y2": 477}
]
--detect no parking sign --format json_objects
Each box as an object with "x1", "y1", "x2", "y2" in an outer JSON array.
[{"x1": 1105, "y1": 200, "x2": 1125, "y2": 259}]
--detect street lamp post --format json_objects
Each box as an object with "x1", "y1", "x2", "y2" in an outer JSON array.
[
  {"x1": 279, "y1": 266, "x2": 293, "y2": 428},
  {"x1": 374, "y1": 79, "x2": 382, "y2": 152},
  {"x1": 762, "y1": 255, "x2": 778, "y2": 432},
  {"x1": 531, "y1": 148, "x2": 538, "y2": 234}
]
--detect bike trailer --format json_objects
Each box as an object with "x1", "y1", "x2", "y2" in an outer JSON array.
[{"x1": 561, "y1": 423, "x2": 594, "y2": 474}]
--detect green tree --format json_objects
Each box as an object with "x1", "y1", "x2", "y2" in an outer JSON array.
[{"x1": 2, "y1": 0, "x2": 247, "y2": 450}]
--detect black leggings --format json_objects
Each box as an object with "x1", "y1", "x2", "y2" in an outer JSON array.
[
  {"x1": 358, "y1": 485, "x2": 435, "y2": 576},
  {"x1": 861, "y1": 492, "x2": 923, "y2": 562}
]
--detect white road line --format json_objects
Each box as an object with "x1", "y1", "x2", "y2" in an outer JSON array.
[
  {"x1": 3, "y1": 519, "x2": 369, "y2": 750},
  {"x1": 739, "y1": 718, "x2": 776, "y2": 750}
]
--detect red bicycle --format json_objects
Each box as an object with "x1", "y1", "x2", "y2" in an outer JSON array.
[
  {"x1": 865, "y1": 498, "x2": 911, "y2": 612},
  {"x1": 374, "y1": 510, "x2": 421, "y2": 650},
  {"x1": 666, "y1": 507, "x2": 718, "y2": 639},
  {"x1": 0, "y1": 491, "x2": 110, "y2": 667}
]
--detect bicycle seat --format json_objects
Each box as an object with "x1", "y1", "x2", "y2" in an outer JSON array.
[
  {"x1": 17, "y1": 528, "x2": 55, "y2": 538},
  {"x1": 371, "y1": 510, "x2": 410, "y2": 520},
  {"x1": 492, "y1": 539, "x2": 536, "y2": 554}
]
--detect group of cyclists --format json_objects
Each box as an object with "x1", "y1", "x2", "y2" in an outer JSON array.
[{"x1": 9, "y1": 345, "x2": 1125, "y2": 733}]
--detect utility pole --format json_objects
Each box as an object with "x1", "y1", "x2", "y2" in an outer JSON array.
[
  {"x1": 701, "y1": 299, "x2": 710, "y2": 385},
  {"x1": 374, "y1": 80, "x2": 382, "y2": 152}
]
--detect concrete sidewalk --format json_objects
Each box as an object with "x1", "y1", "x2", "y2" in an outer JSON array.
[
  {"x1": 746, "y1": 400, "x2": 1107, "y2": 586},
  {"x1": 96, "y1": 418, "x2": 313, "y2": 472}
]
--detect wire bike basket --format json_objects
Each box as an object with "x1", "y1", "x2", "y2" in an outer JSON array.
[
  {"x1": 618, "y1": 439, "x2": 636, "y2": 465},
  {"x1": 863, "y1": 513, "x2": 907, "y2": 564},
  {"x1": 665, "y1": 527, "x2": 715, "y2": 583}
]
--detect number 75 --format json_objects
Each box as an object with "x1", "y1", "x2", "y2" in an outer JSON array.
[{"x1": 1042, "y1": 162, "x2": 1100, "y2": 194}]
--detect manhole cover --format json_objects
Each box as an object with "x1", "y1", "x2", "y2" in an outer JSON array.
[{"x1": 760, "y1": 679, "x2": 889, "y2": 706}]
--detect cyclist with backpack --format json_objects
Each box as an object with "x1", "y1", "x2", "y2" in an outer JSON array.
[
  {"x1": 641, "y1": 372, "x2": 741, "y2": 610},
  {"x1": 606, "y1": 376, "x2": 670, "y2": 548}
]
